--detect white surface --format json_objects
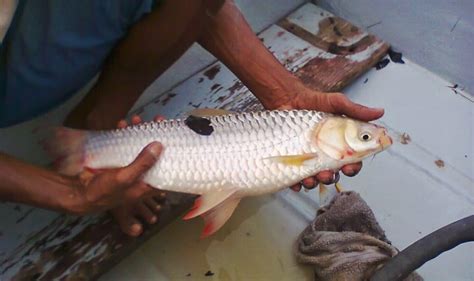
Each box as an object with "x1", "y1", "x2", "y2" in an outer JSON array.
[
  {"x1": 313, "y1": 0, "x2": 474, "y2": 94},
  {"x1": 101, "y1": 4, "x2": 474, "y2": 280}
]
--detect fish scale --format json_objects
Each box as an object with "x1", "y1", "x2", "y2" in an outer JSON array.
[{"x1": 82, "y1": 110, "x2": 329, "y2": 196}]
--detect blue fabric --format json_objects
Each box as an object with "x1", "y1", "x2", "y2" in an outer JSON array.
[{"x1": 0, "y1": 0, "x2": 154, "y2": 128}]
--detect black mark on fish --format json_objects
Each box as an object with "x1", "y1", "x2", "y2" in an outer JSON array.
[
  {"x1": 388, "y1": 48, "x2": 405, "y2": 64},
  {"x1": 363, "y1": 78, "x2": 369, "y2": 84},
  {"x1": 198, "y1": 77, "x2": 204, "y2": 83},
  {"x1": 185, "y1": 115, "x2": 214, "y2": 136},
  {"x1": 374, "y1": 58, "x2": 390, "y2": 70},
  {"x1": 205, "y1": 270, "x2": 214, "y2": 277}
]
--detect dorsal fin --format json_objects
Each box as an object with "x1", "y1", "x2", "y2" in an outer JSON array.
[{"x1": 187, "y1": 108, "x2": 234, "y2": 117}]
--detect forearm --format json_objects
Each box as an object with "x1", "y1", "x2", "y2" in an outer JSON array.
[
  {"x1": 0, "y1": 153, "x2": 83, "y2": 214},
  {"x1": 65, "y1": 0, "x2": 213, "y2": 130},
  {"x1": 198, "y1": 0, "x2": 303, "y2": 109}
]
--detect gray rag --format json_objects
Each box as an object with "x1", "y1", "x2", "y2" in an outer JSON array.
[{"x1": 295, "y1": 191, "x2": 423, "y2": 281}]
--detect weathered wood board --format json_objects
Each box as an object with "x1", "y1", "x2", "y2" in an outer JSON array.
[{"x1": 0, "y1": 3, "x2": 389, "y2": 280}]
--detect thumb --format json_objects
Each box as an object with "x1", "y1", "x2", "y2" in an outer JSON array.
[
  {"x1": 329, "y1": 93, "x2": 384, "y2": 122},
  {"x1": 116, "y1": 142, "x2": 162, "y2": 185}
]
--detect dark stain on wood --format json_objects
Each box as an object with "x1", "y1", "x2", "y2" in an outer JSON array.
[
  {"x1": 203, "y1": 65, "x2": 221, "y2": 80},
  {"x1": 161, "y1": 93, "x2": 177, "y2": 106},
  {"x1": 205, "y1": 270, "x2": 214, "y2": 277}
]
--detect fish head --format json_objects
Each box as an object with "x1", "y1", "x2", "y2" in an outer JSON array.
[{"x1": 314, "y1": 116, "x2": 392, "y2": 162}]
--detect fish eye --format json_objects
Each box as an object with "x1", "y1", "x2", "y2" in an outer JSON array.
[{"x1": 359, "y1": 132, "x2": 372, "y2": 142}]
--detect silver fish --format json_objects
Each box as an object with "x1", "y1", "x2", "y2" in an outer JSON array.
[{"x1": 45, "y1": 109, "x2": 392, "y2": 237}]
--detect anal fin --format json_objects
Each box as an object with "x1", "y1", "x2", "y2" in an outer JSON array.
[
  {"x1": 183, "y1": 189, "x2": 236, "y2": 220},
  {"x1": 200, "y1": 198, "x2": 241, "y2": 238}
]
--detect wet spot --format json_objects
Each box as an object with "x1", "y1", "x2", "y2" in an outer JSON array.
[
  {"x1": 161, "y1": 93, "x2": 176, "y2": 106},
  {"x1": 435, "y1": 159, "x2": 445, "y2": 168},
  {"x1": 400, "y1": 133, "x2": 411, "y2": 144},
  {"x1": 185, "y1": 115, "x2": 213, "y2": 136},
  {"x1": 205, "y1": 270, "x2": 214, "y2": 277},
  {"x1": 203, "y1": 65, "x2": 221, "y2": 80},
  {"x1": 388, "y1": 48, "x2": 405, "y2": 64},
  {"x1": 375, "y1": 58, "x2": 390, "y2": 70}
]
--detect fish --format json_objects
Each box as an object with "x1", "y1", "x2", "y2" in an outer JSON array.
[{"x1": 43, "y1": 109, "x2": 393, "y2": 238}]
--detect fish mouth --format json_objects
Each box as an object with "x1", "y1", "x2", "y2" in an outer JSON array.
[{"x1": 378, "y1": 131, "x2": 393, "y2": 149}]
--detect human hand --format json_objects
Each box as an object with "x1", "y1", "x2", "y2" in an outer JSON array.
[
  {"x1": 265, "y1": 83, "x2": 384, "y2": 191},
  {"x1": 106, "y1": 114, "x2": 167, "y2": 236}
]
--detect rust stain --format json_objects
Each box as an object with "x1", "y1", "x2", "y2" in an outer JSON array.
[
  {"x1": 161, "y1": 93, "x2": 177, "y2": 106},
  {"x1": 400, "y1": 133, "x2": 411, "y2": 145},
  {"x1": 435, "y1": 159, "x2": 445, "y2": 168},
  {"x1": 203, "y1": 65, "x2": 221, "y2": 80}
]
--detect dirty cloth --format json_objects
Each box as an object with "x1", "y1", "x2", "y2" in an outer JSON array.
[{"x1": 295, "y1": 191, "x2": 423, "y2": 281}]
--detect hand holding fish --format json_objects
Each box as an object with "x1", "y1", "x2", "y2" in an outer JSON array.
[{"x1": 262, "y1": 82, "x2": 385, "y2": 191}]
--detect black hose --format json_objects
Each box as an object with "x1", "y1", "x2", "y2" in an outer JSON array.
[{"x1": 370, "y1": 215, "x2": 474, "y2": 281}]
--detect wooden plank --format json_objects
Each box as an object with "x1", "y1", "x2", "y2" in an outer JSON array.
[
  {"x1": 0, "y1": 3, "x2": 390, "y2": 280},
  {"x1": 279, "y1": 3, "x2": 389, "y2": 92}
]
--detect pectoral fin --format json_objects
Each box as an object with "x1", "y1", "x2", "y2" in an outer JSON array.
[{"x1": 266, "y1": 153, "x2": 318, "y2": 166}]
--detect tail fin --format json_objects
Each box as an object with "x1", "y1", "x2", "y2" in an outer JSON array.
[{"x1": 40, "y1": 127, "x2": 88, "y2": 176}]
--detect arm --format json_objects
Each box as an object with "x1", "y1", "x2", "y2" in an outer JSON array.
[
  {"x1": 198, "y1": 0, "x2": 384, "y2": 120},
  {"x1": 0, "y1": 142, "x2": 161, "y2": 215},
  {"x1": 0, "y1": 152, "x2": 82, "y2": 213}
]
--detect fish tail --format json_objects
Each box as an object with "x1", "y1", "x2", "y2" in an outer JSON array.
[{"x1": 40, "y1": 127, "x2": 89, "y2": 176}]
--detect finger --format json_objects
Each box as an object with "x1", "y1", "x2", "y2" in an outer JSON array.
[
  {"x1": 117, "y1": 120, "x2": 128, "y2": 129},
  {"x1": 154, "y1": 115, "x2": 165, "y2": 122},
  {"x1": 145, "y1": 197, "x2": 162, "y2": 212},
  {"x1": 131, "y1": 115, "x2": 142, "y2": 125},
  {"x1": 328, "y1": 93, "x2": 384, "y2": 122},
  {"x1": 302, "y1": 177, "x2": 317, "y2": 189},
  {"x1": 316, "y1": 170, "x2": 335, "y2": 184},
  {"x1": 341, "y1": 162, "x2": 362, "y2": 177},
  {"x1": 116, "y1": 142, "x2": 162, "y2": 186},
  {"x1": 136, "y1": 202, "x2": 157, "y2": 224},
  {"x1": 290, "y1": 184, "x2": 301, "y2": 192},
  {"x1": 110, "y1": 207, "x2": 143, "y2": 237}
]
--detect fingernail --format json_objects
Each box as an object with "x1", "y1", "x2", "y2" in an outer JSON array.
[{"x1": 148, "y1": 142, "x2": 162, "y2": 158}]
